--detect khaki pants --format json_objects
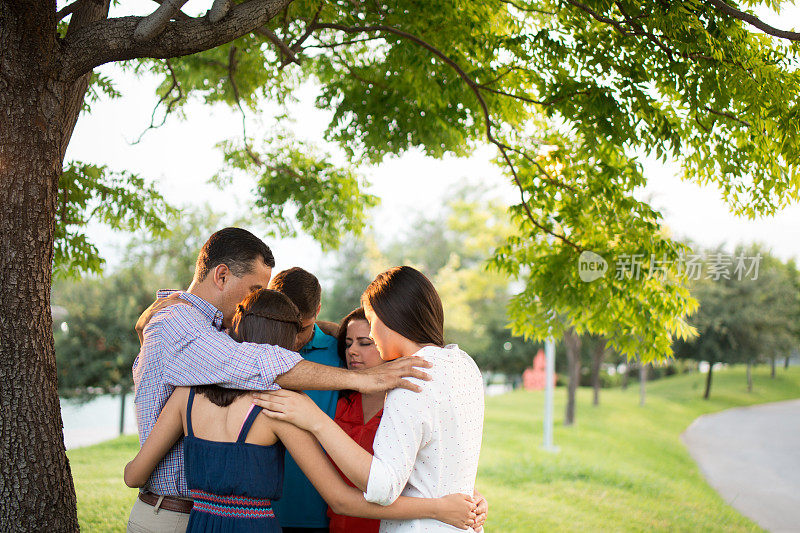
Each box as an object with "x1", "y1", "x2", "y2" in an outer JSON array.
[{"x1": 127, "y1": 497, "x2": 191, "y2": 533}]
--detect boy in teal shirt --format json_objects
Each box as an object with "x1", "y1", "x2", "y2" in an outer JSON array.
[{"x1": 269, "y1": 267, "x2": 342, "y2": 533}]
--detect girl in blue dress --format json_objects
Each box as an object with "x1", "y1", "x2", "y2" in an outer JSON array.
[{"x1": 124, "y1": 288, "x2": 477, "y2": 532}]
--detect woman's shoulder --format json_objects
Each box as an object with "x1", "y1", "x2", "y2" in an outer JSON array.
[{"x1": 165, "y1": 386, "x2": 191, "y2": 409}]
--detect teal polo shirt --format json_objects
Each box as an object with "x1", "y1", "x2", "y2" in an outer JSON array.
[{"x1": 273, "y1": 324, "x2": 342, "y2": 528}]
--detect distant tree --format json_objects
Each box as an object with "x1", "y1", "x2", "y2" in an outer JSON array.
[
  {"x1": 318, "y1": 238, "x2": 376, "y2": 323},
  {"x1": 321, "y1": 187, "x2": 535, "y2": 373},
  {"x1": 589, "y1": 336, "x2": 607, "y2": 406},
  {"x1": 563, "y1": 327, "x2": 582, "y2": 426},
  {"x1": 53, "y1": 267, "x2": 160, "y2": 434},
  {"x1": 673, "y1": 245, "x2": 799, "y2": 398}
]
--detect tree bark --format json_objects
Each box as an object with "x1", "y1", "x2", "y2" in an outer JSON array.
[
  {"x1": 786, "y1": 355, "x2": 791, "y2": 370},
  {"x1": 703, "y1": 361, "x2": 713, "y2": 400},
  {"x1": 591, "y1": 337, "x2": 605, "y2": 406},
  {"x1": 639, "y1": 360, "x2": 647, "y2": 406},
  {"x1": 747, "y1": 359, "x2": 753, "y2": 392},
  {"x1": 0, "y1": 1, "x2": 106, "y2": 528},
  {"x1": 770, "y1": 355, "x2": 776, "y2": 378},
  {"x1": 563, "y1": 327, "x2": 581, "y2": 426},
  {"x1": 621, "y1": 363, "x2": 629, "y2": 389}
]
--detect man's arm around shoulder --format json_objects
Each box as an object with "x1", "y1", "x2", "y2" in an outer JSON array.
[{"x1": 275, "y1": 357, "x2": 433, "y2": 395}]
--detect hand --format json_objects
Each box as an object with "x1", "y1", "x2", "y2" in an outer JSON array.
[
  {"x1": 252, "y1": 389, "x2": 327, "y2": 433},
  {"x1": 472, "y1": 489, "x2": 488, "y2": 531},
  {"x1": 435, "y1": 493, "x2": 477, "y2": 530},
  {"x1": 135, "y1": 293, "x2": 190, "y2": 344},
  {"x1": 356, "y1": 356, "x2": 432, "y2": 394}
]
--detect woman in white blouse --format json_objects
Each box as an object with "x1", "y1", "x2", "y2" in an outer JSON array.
[{"x1": 256, "y1": 266, "x2": 485, "y2": 532}]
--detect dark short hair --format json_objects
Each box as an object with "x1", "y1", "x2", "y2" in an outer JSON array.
[
  {"x1": 336, "y1": 307, "x2": 368, "y2": 366},
  {"x1": 361, "y1": 266, "x2": 444, "y2": 347},
  {"x1": 269, "y1": 267, "x2": 321, "y2": 318},
  {"x1": 196, "y1": 289, "x2": 300, "y2": 407},
  {"x1": 195, "y1": 227, "x2": 275, "y2": 282}
]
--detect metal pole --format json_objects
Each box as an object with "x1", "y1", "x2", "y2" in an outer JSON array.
[{"x1": 543, "y1": 337, "x2": 557, "y2": 451}]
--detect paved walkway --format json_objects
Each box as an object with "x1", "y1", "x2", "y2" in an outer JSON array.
[{"x1": 681, "y1": 399, "x2": 800, "y2": 532}]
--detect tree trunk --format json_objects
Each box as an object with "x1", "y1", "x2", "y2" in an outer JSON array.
[
  {"x1": 591, "y1": 338, "x2": 605, "y2": 406},
  {"x1": 0, "y1": 2, "x2": 104, "y2": 528},
  {"x1": 770, "y1": 355, "x2": 776, "y2": 378},
  {"x1": 639, "y1": 361, "x2": 647, "y2": 406},
  {"x1": 563, "y1": 327, "x2": 581, "y2": 426},
  {"x1": 119, "y1": 390, "x2": 127, "y2": 436},
  {"x1": 621, "y1": 364, "x2": 629, "y2": 389},
  {"x1": 747, "y1": 359, "x2": 753, "y2": 392},
  {"x1": 785, "y1": 355, "x2": 790, "y2": 370},
  {"x1": 703, "y1": 361, "x2": 713, "y2": 400}
]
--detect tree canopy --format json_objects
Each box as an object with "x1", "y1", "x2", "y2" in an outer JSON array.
[{"x1": 54, "y1": 0, "x2": 800, "y2": 364}]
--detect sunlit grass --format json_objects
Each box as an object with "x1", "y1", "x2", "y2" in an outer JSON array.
[{"x1": 69, "y1": 365, "x2": 800, "y2": 532}]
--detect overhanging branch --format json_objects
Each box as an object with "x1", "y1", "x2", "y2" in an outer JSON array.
[
  {"x1": 58, "y1": 0, "x2": 294, "y2": 81},
  {"x1": 706, "y1": 0, "x2": 800, "y2": 41}
]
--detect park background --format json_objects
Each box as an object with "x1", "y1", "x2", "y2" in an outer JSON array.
[{"x1": 41, "y1": 0, "x2": 800, "y2": 531}]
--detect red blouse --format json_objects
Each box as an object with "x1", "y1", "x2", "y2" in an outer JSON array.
[{"x1": 327, "y1": 393, "x2": 384, "y2": 533}]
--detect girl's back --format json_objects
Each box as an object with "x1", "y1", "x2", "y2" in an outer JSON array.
[{"x1": 183, "y1": 387, "x2": 285, "y2": 533}]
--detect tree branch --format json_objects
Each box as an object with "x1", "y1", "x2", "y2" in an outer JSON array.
[
  {"x1": 208, "y1": 0, "x2": 232, "y2": 24},
  {"x1": 705, "y1": 106, "x2": 751, "y2": 127},
  {"x1": 132, "y1": 59, "x2": 183, "y2": 143},
  {"x1": 255, "y1": 27, "x2": 301, "y2": 65},
  {"x1": 57, "y1": 0, "x2": 86, "y2": 21},
  {"x1": 135, "y1": 0, "x2": 191, "y2": 42},
  {"x1": 148, "y1": 0, "x2": 192, "y2": 22},
  {"x1": 706, "y1": 0, "x2": 800, "y2": 41},
  {"x1": 498, "y1": 0, "x2": 557, "y2": 16},
  {"x1": 227, "y1": 45, "x2": 263, "y2": 166},
  {"x1": 302, "y1": 36, "x2": 385, "y2": 49},
  {"x1": 59, "y1": 0, "x2": 294, "y2": 81}
]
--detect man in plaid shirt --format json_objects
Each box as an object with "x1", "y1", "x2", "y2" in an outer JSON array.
[{"x1": 128, "y1": 228, "x2": 430, "y2": 533}]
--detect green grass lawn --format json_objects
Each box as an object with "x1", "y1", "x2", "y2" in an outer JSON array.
[{"x1": 69, "y1": 365, "x2": 800, "y2": 532}]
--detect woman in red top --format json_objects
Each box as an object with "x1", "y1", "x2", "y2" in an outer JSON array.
[{"x1": 328, "y1": 307, "x2": 386, "y2": 533}]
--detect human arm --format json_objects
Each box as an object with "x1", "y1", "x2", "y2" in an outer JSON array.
[
  {"x1": 135, "y1": 293, "x2": 188, "y2": 345},
  {"x1": 316, "y1": 320, "x2": 339, "y2": 337},
  {"x1": 271, "y1": 419, "x2": 476, "y2": 528},
  {"x1": 255, "y1": 386, "x2": 430, "y2": 505},
  {"x1": 152, "y1": 302, "x2": 431, "y2": 394},
  {"x1": 274, "y1": 355, "x2": 432, "y2": 394},
  {"x1": 157, "y1": 304, "x2": 303, "y2": 390},
  {"x1": 123, "y1": 387, "x2": 188, "y2": 488}
]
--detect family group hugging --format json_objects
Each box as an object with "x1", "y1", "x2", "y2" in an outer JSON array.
[{"x1": 124, "y1": 227, "x2": 488, "y2": 533}]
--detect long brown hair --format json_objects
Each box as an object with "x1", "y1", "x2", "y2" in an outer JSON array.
[
  {"x1": 197, "y1": 288, "x2": 301, "y2": 406},
  {"x1": 361, "y1": 266, "x2": 444, "y2": 347}
]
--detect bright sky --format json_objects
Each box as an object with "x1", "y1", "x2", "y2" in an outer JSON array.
[{"x1": 64, "y1": 2, "x2": 800, "y2": 281}]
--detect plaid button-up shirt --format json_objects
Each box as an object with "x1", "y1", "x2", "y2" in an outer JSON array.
[{"x1": 132, "y1": 290, "x2": 302, "y2": 496}]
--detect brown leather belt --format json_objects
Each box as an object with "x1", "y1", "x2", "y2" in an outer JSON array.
[{"x1": 138, "y1": 492, "x2": 194, "y2": 514}]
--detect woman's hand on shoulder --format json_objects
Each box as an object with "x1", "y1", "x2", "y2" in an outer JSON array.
[
  {"x1": 252, "y1": 389, "x2": 328, "y2": 433},
  {"x1": 434, "y1": 493, "x2": 477, "y2": 530}
]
